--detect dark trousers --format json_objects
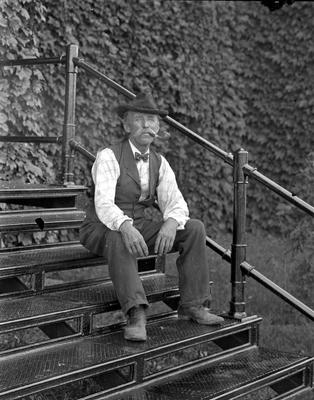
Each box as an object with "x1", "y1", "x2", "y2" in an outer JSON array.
[{"x1": 100, "y1": 218, "x2": 210, "y2": 315}]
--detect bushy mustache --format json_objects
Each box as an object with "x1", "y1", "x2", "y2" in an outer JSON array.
[
  {"x1": 141, "y1": 128, "x2": 158, "y2": 137},
  {"x1": 133, "y1": 128, "x2": 170, "y2": 140}
]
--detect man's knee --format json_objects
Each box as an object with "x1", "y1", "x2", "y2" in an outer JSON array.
[
  {"x1": 185, "y1": 219, "x2": 206, "y2": 238},
  {"x1": 106, "y1": 230, "x2": 124, "y2": 248},
  {"x1": 79, "y1": 222, "x2": 109, "y2": 257}
]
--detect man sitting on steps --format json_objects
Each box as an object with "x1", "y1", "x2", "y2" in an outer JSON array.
[{"x1": 79, "y1": 92, "x2": 224, "y2": 342}]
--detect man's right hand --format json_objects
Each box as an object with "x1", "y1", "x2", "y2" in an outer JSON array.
[{"x1": 119, "y1": 220, "x2": 149, "y2": 257}]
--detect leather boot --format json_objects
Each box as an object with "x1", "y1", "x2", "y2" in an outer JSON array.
[
  {"x1": 124, "y1": 305, "x2": 147, "y2": 341},
  {"x1": 178, "y1": 305, "x2": 224, "y2": 325}
]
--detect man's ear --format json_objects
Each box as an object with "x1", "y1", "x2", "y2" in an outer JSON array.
[{"x1": 122, "y1": 118, "x2": 130, "y2": 133}]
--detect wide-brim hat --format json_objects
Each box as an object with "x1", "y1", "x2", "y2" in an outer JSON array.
[{"x1": 114, "y1": 92, "x2": 168, "y2": 119}]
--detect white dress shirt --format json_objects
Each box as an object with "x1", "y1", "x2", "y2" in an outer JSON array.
[{"x1": 92, "y1": 141, "x2": 189, "y2": 231}]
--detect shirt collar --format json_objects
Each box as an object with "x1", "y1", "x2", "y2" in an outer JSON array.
[{"x1": 128, "y1": 139, "x2": 150, "y2": 156}]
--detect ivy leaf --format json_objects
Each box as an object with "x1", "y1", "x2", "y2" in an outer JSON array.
[{"x1": 16, "y1": 68, "x2": 32, "y2": 81}]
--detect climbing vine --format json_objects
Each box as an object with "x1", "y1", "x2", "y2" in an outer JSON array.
[
  {"x1": 0, "y1": 0, "x2": 55, "y2": 184},
  {"x1": 1, "y1": 0, "x2": 313, "y2": 236},
  {"x1": 233, "y1": 1, "x2": 314, "y2": 233}
]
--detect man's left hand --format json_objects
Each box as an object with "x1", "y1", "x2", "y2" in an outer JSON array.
[{"x1": 154, "y1": 218, "x2": 178, "y2": 254}]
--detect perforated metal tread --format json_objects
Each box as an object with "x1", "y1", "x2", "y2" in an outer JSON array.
[
  {"x1": 0, "y1": 242, "x2": 104, "y2": 277},
  {"x1": 110, "y1": 347, "x2": 313, "y2": 400},
  {"x1": 0, "y1": 183, "x2": 86, "y2": 200},
  {"x1": 0, "y1": 273, "x2": 179, "y2": 329},
  {"x1": 0, "y1": 208, "x2": 85, "y2": 232},
  {"x1": 0, "y1": 315, "x2": 245, "y2": 397}
]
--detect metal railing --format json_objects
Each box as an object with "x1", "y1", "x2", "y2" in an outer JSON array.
[
  {"x1": 71, "y1": 47, "x2": 314, "y2": 321},
  {"x1": 243, "y1": 164, "x2": 314, "y2": 217},
  {"x1": 0, "y1": 136, "x2": 61, "y2": 143},
  {"x1": 69, "y1": 139, "x2": 95, "y2": 162},
  {"x1": 1, "y1": 43, "x2": 314, "y2": 321},
  {"x1": 0, "y1": 51, "x2": 70, "y2": 183},
  {"x1": 72, "y1": 55, "x2": 314, "y2": 212},
  {"x1": 0, "y1": 56, "x2": 65, "y2": 67},
  {"x1": 206, "y1": 236, "x2": 314, "y2": 321}
]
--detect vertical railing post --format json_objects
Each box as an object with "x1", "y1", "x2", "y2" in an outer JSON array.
[
  {"x1": 61, "y1": 43, "x2": 78, "y2": 185},
  {"x1": 230, "y1": 148, "x2": 248, "y2": 319}
]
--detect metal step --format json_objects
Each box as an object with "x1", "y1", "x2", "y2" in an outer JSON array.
[
  {"x1": 105, "y1": 347, "x2": 314, "y2": 400},
  {"x1": 0, "y1": 208, "x2": 85, "y2": 232},
  {"x1": 0, "y1": 273, "x2": 179, "y2": 333},
  {"x1": 0, "y1": 316, "x2": 261, "y2": 400},
  {"x1": 0, "y1": 182, "x2": 87, "y2": 208},
  {"x1": 0, "y1": 242, "x2": 159, "y2": 279},
  {"x1": 0, "y1": 242, "x2": 104, "y2": 278}
]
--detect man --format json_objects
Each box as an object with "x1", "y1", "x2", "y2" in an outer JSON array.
[{"x1": 80, "y1": 92, "x2": 224, "y2": 342}]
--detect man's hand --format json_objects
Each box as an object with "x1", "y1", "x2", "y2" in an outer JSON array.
[
  {"x1": 120, "y1": 220, "x2": 149, "y2": 257},
  {"x1": 154, "y1": 218, "x2": 178, "y2": 255}
]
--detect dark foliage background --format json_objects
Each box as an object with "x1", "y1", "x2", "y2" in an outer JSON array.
[{"x1": 1, "y1": 0, "x2": 313, "y2": 235}]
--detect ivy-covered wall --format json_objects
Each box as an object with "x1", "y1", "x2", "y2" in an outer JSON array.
[
  {"x1": 0, "y1": 0, "x2": 56, "y2": 183},
  {"x1": 235, "y1": 1, "x2": 314, "y2": 233},
  {"x1": 1, "y1": 0, "x2": 313, "y2": 236}
]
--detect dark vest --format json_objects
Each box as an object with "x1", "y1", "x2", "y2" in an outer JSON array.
[{"x1": 84, "y1": 140, "x2": 161, "y2": 228}]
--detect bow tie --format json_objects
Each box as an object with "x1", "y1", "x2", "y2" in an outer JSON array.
[{"x1": 135, "y1": 152, "x2": 149, "y2": 162}]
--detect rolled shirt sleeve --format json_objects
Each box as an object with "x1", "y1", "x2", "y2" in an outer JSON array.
[
  {"x1": 92, "y1": 149, "x2": 132, "y2": 231},
  {"x1": 157, "y1": 155, "x2": 189, "y2": 229}
]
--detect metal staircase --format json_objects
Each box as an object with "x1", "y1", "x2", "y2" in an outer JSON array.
[
  {"x1": 0, "y1": 45, "x2": 313, "y2": 399},
  {"x1": 0, "y1": 184, "x2": 313, "y2": 400}
]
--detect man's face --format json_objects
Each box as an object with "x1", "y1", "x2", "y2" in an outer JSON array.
[{"x1": 124, "y1": 111, "x2": 160, "y2": 151}]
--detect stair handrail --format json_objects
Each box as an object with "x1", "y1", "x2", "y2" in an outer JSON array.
[
  {"x1": 0, "y1": 55, "x2": 66, "y2": 67},
  {"x1": 207, "y1": 236, "x2": 314, "y2": 321},
  {"x1": 71, "y1": 55, "x2": 314, "y2": 318},
  {"x1": 0, "y1": 55, "x2": 65, "y2": 145},
  {"x1": 72, "y1": 57, "x2": 314, "y2": 218},
  {"x1": 70, "y1": 56, "x2": 313, "y2": 320},
  {"x1": 69, "y1": 139, "x2": 95, "y2": 162}
]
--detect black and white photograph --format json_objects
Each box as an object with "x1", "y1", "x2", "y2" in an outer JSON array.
[{"x1": 0, "y1": 1, "x2": 313, "y2": 399}]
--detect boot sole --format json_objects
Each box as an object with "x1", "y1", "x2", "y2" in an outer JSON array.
[
  {"x1": 124, "y1": 334, "x2": 147, "y2": 341},
  {"x1": 178, "y1": 314, "x2": 223, "y2": 325},
  {"x1": 124, "y1": 327, "x2": 147, "y2": 341}
]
